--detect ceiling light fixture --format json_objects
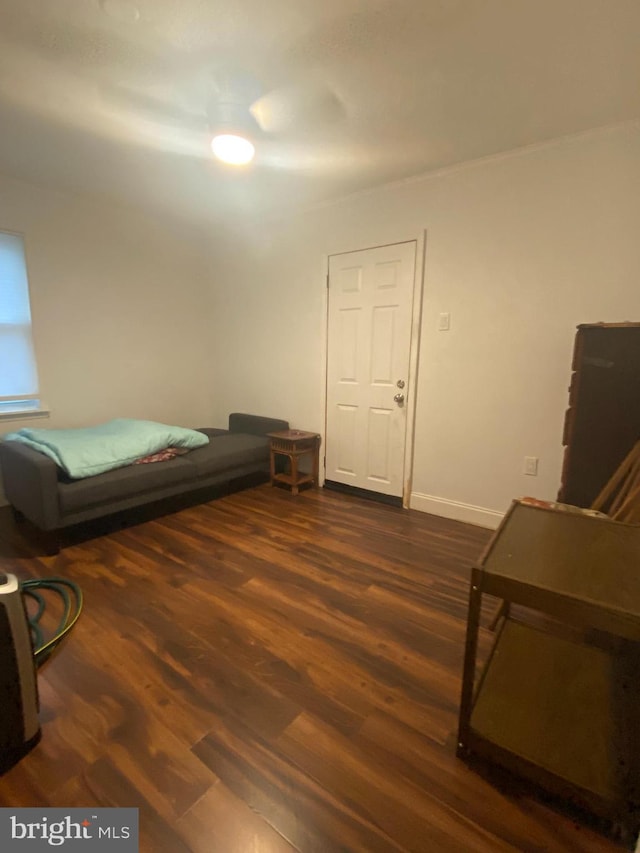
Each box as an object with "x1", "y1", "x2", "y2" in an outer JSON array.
[{"x1": 211, "y1": 133, "x2": 255, "y2": 166}]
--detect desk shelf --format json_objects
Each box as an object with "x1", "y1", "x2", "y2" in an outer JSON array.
[
  {"x1": 272, "y1": 470, "x2": 315, "y2": 488},
  {"x1": 469, "y1": 619, "x2": 640, "y2": 813}
]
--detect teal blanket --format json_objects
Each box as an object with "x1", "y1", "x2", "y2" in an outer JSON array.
[{"x1": 4, "y1": 419, "x2": 209, "y2": 479}]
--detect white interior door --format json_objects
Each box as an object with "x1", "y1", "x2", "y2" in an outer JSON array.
[{"x1": 325, "y1": 241, "x2": 416, "y2": 498}]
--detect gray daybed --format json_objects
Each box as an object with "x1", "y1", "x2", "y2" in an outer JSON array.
[{"x1": 0, "y1": 413, "x2": 288, "y2": 533}]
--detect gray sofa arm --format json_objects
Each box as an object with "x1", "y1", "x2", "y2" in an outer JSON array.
[
  {"x1": 228, "y1": 413, "x2": 289, "y2": 436},
  {"x1": 0, "y1": 441, "x2": 61, "y2": 530}
]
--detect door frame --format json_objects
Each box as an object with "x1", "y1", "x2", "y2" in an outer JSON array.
[{"x1": 320, "y1": 231, "x2": 427, "y2": 508}]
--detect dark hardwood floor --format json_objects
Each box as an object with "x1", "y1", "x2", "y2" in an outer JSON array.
[{"x1": 0, "y1": 485, "x2": 625, "y2": 852}]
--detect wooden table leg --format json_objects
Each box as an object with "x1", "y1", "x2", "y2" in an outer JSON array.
[
  {"x1": 457, "y1": 567, "x2": 482, "y2": 757},
  {"x1": 291, "y1": 452, "x2": 299, "y2": 495},
  {"x1": 269, "y1": 448, "x2": 276, "y2": 486},
  {"x1": 312, "y1": 437, "x2": 320, "y2": 486}
]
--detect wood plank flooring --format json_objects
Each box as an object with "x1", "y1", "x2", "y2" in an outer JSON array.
[{"x1": 0, "y1": 485, "x2": 626, "y2": 852}]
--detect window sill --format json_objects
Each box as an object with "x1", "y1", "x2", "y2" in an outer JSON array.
[{"x1": 0, "y1": 407, "x2": 50, "y2": 423}]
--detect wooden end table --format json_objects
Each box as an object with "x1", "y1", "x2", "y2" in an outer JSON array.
[{"x1": 268, "y1": 430, "x2": 321, "y2": 495}]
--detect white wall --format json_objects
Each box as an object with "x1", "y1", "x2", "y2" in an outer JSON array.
[
  {"x1": 0, "y1": 173, "x2": 214, "y2": 499},
  {"x1": 208, "y1": 122, "x2": 640, "y2": 527}
]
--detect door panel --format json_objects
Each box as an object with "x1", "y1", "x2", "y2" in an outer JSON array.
[
  {"x1": 370, "y1": 305, "x2": 396, "y2": 383},
  {"x1": 367, "y1": 407, "x2": 392, "y2": 483},
  {"x1": 335, "y1": 405, "x2": 357, "y2": 476},
  {"x1": 326, "y1": 242, "x2": 416, "y2": 497},
  {"x1": 338, "y1": 309, "x2": 360, "y2": 382}
]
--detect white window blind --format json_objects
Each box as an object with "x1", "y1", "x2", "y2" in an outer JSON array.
[{"x1": 0, "y1": 231, "x2": 41, "y2": 414}]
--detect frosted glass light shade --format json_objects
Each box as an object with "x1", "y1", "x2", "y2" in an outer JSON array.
[{"x1": 211, "y1": 134, "x2": 255, "y2": 165}]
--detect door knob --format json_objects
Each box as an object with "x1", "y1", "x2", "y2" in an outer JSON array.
[{"x1": 393, "y1": 393, "x2": 405, "y2": 405}]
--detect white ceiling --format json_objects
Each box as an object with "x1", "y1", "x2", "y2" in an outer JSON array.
[{"x1": 1, "y1": 0, "x2": 639, "y2": 223}]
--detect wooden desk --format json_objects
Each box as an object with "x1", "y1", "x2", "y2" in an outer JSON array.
[
  {"x1": 268, "y1": 430, "x2": 320, "y2": 495},
  {"x1": 457, "y1": 500, "x2": 640, "y2": 840}
]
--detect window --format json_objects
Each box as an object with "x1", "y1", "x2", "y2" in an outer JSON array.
[{"x1": 0, "y1": 231, "x2": 43, "y2": 418}]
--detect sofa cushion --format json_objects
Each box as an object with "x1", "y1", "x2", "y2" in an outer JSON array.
[
  {"x1": 196, "y1": 428, "x2": 229, "y2": 439},
  {"x1": 184, "y1": 433, "x2": 270, "y2": 478},
  {"x1": 58, "y1": 456, "x2": 195, "y2": 513}
]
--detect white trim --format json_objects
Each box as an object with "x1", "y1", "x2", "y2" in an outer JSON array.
[
  {"x1": 306, "y1": 120, "x2": 640, "y2": 216},
  {"x1": 410, "y1": 491, "x2": 504, "y2": 530},
  {"x1": 0, "y1": 406, "x2": 50, "y2": 423},
  {"x1": 256, "y1": 119, "x2": 640, "y2": 227},
  {"x1": 319, "y1": 253, "x2": 330, "y2": 486},
  {"x1": 328, "y1": 238, "x2": 416, "y2": 257},
  {"x1": 402, "y1": 231, "x2": 426, "y2": 508}
]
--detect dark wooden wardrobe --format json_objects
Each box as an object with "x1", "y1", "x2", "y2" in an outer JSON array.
[{"x1": 558, "y1": 322, "x2": 640, "y2": 509}]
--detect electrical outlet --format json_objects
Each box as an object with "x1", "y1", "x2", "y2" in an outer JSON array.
[
  {"x1": 438, "y1": 312, "x2": 450, "y2": 331},
  {"x1": 524, "y1": 456, "x2": 539, "y2": 476}
]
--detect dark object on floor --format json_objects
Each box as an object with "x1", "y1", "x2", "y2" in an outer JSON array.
[
  {"x1": 20, "y1": 576, "x2": 83, "y2": 668},
  {"x1": 0, "y1": 573, "x2": 40, "y2": 774}
]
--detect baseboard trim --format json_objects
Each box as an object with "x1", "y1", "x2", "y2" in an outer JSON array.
[{"x1": 409, "y1": 492, "x2": 504, "y2": 529}]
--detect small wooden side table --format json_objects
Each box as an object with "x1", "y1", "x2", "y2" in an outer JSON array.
[{"x1": 268, "y1": 430, "x2": 321, "y2": 495}]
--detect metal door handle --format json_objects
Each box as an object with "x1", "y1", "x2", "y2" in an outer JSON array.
[{"x1": 393, "y1": 393, "x2": 405, "y2": 404}]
